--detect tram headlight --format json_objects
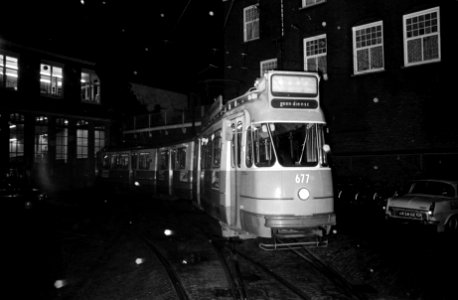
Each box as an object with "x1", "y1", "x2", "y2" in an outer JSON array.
[{"x1": 298, "y1": 188, "x2": 310, "y2": 201}]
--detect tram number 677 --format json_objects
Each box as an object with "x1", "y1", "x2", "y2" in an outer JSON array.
[{"x1": 295, "y1": 174, "x2": 310, "y2": 184}]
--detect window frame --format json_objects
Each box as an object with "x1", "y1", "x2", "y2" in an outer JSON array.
[
  {"x1": 81, "y1": 69, "x2": 101, "y2": 104},
  {"x1": 9, "y1": 113, "x2": 25, "y2": 162},
  {"x1": 94, "y1": 126, "x2": 105, "y2": 158},
  {"x1": 40, "y1": 62, "x2": 64, "y2": 97},
  {"x1": 76, "y1": 120, "x2": 89, "y2": 159},
  {"x1": 301, "y1": 0, "x2": 326, "y2": 9},
  {"x1": 303, "y1": 34, "x2": 327, "y2": 74},
  {"x1": 0, "y1": 52, "x2": 19, "y2": 90},
  {"x1": 260, "y1": 58, "x2": 277, "y2": 77},
  {"x1": 34, "y1": 116, "x2": 49, "y2": 163},
  {"x1": 403, "y1": 7, "x2": 441, "y2": 67},
  {"x1": 56, "y1": 118, "x2": 69, "y2": 163},
  {"x1": 352, "y1": 21, "x2": 385, "y2": 75},
  {"x1": 243, "y1": 5, "x2": 260, "y2": 42}
]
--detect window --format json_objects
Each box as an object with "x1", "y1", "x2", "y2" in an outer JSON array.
[
  {"x1": 301, "y1": 0, "x2": 326, "y2": 8},
  {"x1": 212, "y1": 130, "x2": 222, "y2": 168},
  {"x1": 231, "y1": 122, "x2": 243, "y2": 168},
  {"x1": 138, "y1": 152, "x2": 152, "y2": 170},
  {"x1": 9, "y1": 113, "x2": 25, "y2": 163},
  {"x1": 201, "y1": 137, "x2": 212, "y2": 169},
  {"x1": 251, "y1": 123, "x2": 275, "y2": 167},
  {"x1": 174, "y1": 147, "x2": 187, "y2": 170},
  {"x1": 113, "y1": 154, "x2": 129, "y2": 169},
  {"x1": 0, "y1": 54, "x2": 18, "y2": 90},
  {"x1": 243, "y1": 5, "x2": 259, "y2": 42},
  {"x1": 260, "y1": 58, "x2": 277, "y2": 76},
  {"x1": 246, "y1": 127, "x2": 253, "y2": 168},
  {"x1": 94, "y1": 126, "x2": 105, "y2": 157},
  {"x1": 34, "y1": 116, "x2": 48, "y2": 162},
  {"x1": 40, "y1": 63, "x2": 63, "y2": 96},
  {"x1": 76, "y1": 120, "x2": 88, "y2": 159},
  {"x1": 353, "y1": 21, "x2": 384, "y2": 74},
  {"x1": 403, "y1": 7, "x2": 441, "y2": 67},
  {"x1": 56, "y1": 118, "x2": 69, "y2": 162},
  {"x1": 81, "y1": 70, "x2": 100, "y2": 104},
  {"x1": 159, "y1": 150, "x2": 169, "y2": 170},
  {"x1": 303, "y1": 34, "x2": 327, "y2": 74}
]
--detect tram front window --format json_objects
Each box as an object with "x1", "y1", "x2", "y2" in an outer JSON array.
[{"x1": 269, "y1": 123, "x2": 325, "y2": 167}]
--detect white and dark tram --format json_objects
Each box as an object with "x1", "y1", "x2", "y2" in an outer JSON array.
[{"x1": 98, "y1": 70, "x2": 336, "y2": 246}]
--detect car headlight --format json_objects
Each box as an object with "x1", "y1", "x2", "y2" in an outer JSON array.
[{"x1": 298, "y1": 187, "x2": 310, "y2": 201}]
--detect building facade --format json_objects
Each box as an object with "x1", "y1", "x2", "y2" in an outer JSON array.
[
  {"x1": 0, "y1": 39, "x2": 112, "y2": 193},
  {"x1": 223, "y1": 0, "x2": 458, "y2": 189}
]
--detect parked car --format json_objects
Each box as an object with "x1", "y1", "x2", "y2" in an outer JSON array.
[
  {"x1": 385, "y1": 179, "x2": 458, "y2": 233},
  {"x1": 0, "y1": 168, "x2": 47, "y2": 211}
]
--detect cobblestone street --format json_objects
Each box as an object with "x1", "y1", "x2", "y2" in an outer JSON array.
[{"x1": 6, "y1": 189, "x2": 456, "y2": 300}]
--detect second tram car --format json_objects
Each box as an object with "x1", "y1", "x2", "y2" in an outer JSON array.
[{"x1": 98, "y1": 70, "x2": 336, "y2": 243}]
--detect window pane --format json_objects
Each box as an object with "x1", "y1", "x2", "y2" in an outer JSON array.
[
  {"x1": 35, "y1": 125, "x2": 48, "y2": 162},
  {"x1": 423, "y1": 35, "x2": 439, "y2": 60},
  {"x1": 40, "y1": 63, "x2": 63, "y2": 96},
  {"x1": 357, "y1": 49, "x2": 369, "y2": 71},
  {"x1": 407, "y1": 39, "x2": 422, "y2": 63},
  {"x1": 81, "y1": 70, "x2": 100, "y2": 104},
  {"x1": 77, "y1": 129, "x2": 88, "y2": 159},
  {"x1": 370, "y1": 46, "x2": 383, "y2": 69},
  {"x1": 9, "y1": 119, "x2": 25, "y2": 164}
]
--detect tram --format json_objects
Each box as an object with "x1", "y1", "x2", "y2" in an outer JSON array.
[{"x1": 98, "y1": 70, "x2": 336, "y2": 244}]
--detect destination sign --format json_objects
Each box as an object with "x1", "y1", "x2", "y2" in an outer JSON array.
[{"x1": 271, "y1": 99, "x2": 318, "y2": 109}]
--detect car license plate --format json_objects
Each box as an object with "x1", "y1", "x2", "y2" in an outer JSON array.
[{"x1": 397, "y1": 210, "x2": 422, "y2": 219}]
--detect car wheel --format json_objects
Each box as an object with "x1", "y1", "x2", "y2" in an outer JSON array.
[{"x1": 445, "y1": 215, "x2": 458, "y2": 233}]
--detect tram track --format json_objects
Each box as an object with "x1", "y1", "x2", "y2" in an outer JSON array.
[
  {"x1": 217, "y1": 237, "x2": 369, "y2": 300},
  {"x1": 277, "y1": 239, "x2": 368, "y2": 300},
  {"x1": 140, "y1": 235, "x2": 190, "y2": 300}
]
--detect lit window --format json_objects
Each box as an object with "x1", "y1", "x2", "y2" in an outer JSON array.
[
  {"x1": 403, "y1": 7, "x2": 441, "y2": 67},
  {"x1": 9, "y1": 113, "x2": 25, "y2": 163},
  {"x1": 56, "y1": 118, "x2": 69, "y2": 162},
  {"x1": 260, "y1": 58, "x2": 277, "y2": 76},
  {"x1": 0, "y1": 54, "x2": 19, "y2": 90},
  {"x1": 77, "y1": 120, "x2": 89, "y2": 159},
  {"x1": 301, "y1": 0, "x2": 326, "y2": 8},
  {"x1": 243, "y1": 5, "x2": 259, "y2": 42},
  {"x1": 303, "y1": 34, "x2": 327, "y2": 74},
  {"x1": 81, "y1": 70, "x2": 100, "y2": 104},
  {"x1": 34, "y1": 116, "x2": 49, "y2": 162},
  {"x1": 353, "y1": 21, "x2": 384, "y2": 75},
  {"x1": 40, "y1": 63, "x2": 63, "y2": 96},
  {"x1": 94, "y1": 126, "x2": 105, "y2": 157}
]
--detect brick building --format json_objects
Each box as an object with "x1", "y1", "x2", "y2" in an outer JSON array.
[
  {"x1": 222, "y1": 0, "x2": 458, "y2": 189},
  {"x1": 0, "y1": 39, "x2": 114, "y2": 192}
]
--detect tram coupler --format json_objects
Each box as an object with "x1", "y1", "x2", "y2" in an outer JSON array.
[{"x1": 259, "y1": 227, "x2": 328, "y2": 251}]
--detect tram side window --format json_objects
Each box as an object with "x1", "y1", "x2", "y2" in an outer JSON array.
[
  {"x1": 212, "y1": 131, "x2": 222, "y2": 168},
  {"x1": 110, "y1": 155, "x2": 117, "y2": 169},
  {"x1": 138, "y1": 153, "x2": 152, "y2": 170},
  {"x1": 253, "y1": 124, "x2": 275, "y2": 167},
  {"x1": 201, "y1": 138, "x2": 212, "y2": 169},
  {"x1": 246, "y1": 127, "x2": 253, "y2": 167},
  {"x1": 171, "y1": 150, "x2": 177, "y2": 170},
  {"x1": 159, "y1": 150, "x2": 169, "y2": 170},
  {"x1": 131, "y1": 153, "x2": 138, "y2": 170},
  {"x1": 118, "y1": 154, "x2": 129, "y2": 169},
  {"x1": 175, "y1": 147, "x2": 187, "y2": 170},
  {"x1": 102, "y1": 154, "x2": 111, "y2": 169},
  {"x1": 230, "y1": 122, "x2": 243, "y2": 168}
]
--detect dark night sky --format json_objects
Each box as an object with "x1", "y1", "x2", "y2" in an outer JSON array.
[{"x1": 0, "y1": 0, "x2": 223, "y2": 92}]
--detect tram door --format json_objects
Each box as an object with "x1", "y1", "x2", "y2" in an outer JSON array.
[{"x1": 229, "y1": 116, "x2": 243, "y2": 228}]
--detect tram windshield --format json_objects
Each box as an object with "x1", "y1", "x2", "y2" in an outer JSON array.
[{"x1": 248, "y1": 122, "x2": 328, "y2": 167}]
